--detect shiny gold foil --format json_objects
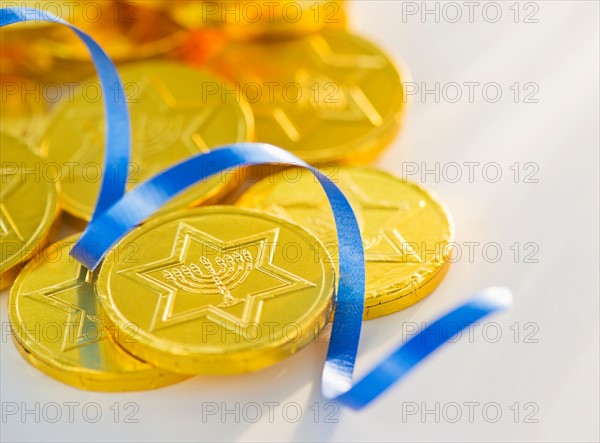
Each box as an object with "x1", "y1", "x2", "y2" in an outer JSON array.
[
  {"x1": 8, "y1": 235, "x2": 188, "y2": 391},
  {"x1": 96, "y1": 207, "x2": 335, "y2": 374},
  {"x1": 40, "y1": 61, "x2": 254, "y2": 222},
  {"x1": 235, "y1": 166, "x2": 454, "y2": 318},
  {"x1": 170, "y1": 1, "x2": 347, "y2": 40},
  {"x1": 208, "y1": 29, "x2": 406, "y2": 164},
  {"x1": 0, "y1": 133, "x2": 59, "y2": 289},
  {"x1": 0, "y1": 1, "x2": 188, "y2": 81}
]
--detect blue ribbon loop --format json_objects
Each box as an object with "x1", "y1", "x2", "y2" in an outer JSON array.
[
  {"x1": 69, "y1": 142, "x2": 511, "y2": 408},
  {"x1": 1, "y1": 7, "x2": 512, "y2": 410}
]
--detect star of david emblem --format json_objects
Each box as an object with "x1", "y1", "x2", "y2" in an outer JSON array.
[
  {"x1": 0, "y1": 169, "x2": 23, "y2": 241},
  {"x1": 65, "y1": 73, "x2": 221, "y2": 181},
  {"x1": 23, "y1": 265, "x2": 105, "y2": 352},
  {"x1": 265, "y1": 172, "x2": 423, "y2": 264},
  {"x1": 342, "y1": 176, "x2": 422, "y2": 264},
  {"x1": 244, "y1": 33, "x2": 387, "y2": 143},
  {"x1": 119, "y1": 223, "x2": 314, "y2": 333}
]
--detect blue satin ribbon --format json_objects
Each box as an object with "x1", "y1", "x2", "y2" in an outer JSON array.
[
  {"x1": 332, "y1": 287, "x2": 512, "y2": 409},
  {"x1": 69, "y1": 142, "x2": 512, "y2": 409},
  {"x1": 2, "y1": 7, "x2": 512, "y2": 410},
  {"x1": 0, "y1": 7, "x2": 131, "y2": 218}
]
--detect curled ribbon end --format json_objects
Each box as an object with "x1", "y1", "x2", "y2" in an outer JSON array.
[
  {"x1": 321, "y1": 360, "x2": 353, "y2": 400},
  {"x1": 477, "y1": 286, "x2": 513, "y2": 310}
]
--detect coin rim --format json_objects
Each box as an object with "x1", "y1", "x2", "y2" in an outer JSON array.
[
  {"x1": 360, "y1": 170, "x2": 455, "y2": 319},
  {"x1": 11, "y1": 334, "x2": 188, "y2": 392}
]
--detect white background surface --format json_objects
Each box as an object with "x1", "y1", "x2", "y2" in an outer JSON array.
[{"x1": 1, "y1": 1, "x2": 599, "y2": 442}]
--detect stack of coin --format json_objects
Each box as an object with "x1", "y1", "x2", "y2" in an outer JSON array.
[
  {"x1": 176, "y1": 0, "x2": 409, "y2": 165},
  {"x1": 0, "y1": 0, "x2": 206, "y2": 156},
  {"x1": 0, "y1": 1, "x2": 189, "y2": 81},
  {"x1": 7, "y1": 208, "x2": 336, "y2": 386},
  {"x1": 2, "y1": 2, "x2": 455, "y2": 391}
]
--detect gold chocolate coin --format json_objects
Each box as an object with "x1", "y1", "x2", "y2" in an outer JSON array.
[
  {"x1": 236, "y1": 166, "x2": 454, "y2": 319},
  {"x1": 41, "y1": 61, "x2": 254, "y2": 222},
  {"x1": 208, "y1": 29, "x2": 406, "y2": 163},
  {"x1": 44, "y1": 2, "x2": 188, "y2": 63},
  {"x1": 0, "y1": 133, "x2": 59, "y2": 289},
  {"x1": 171, "y1": 1, "x2": 347, "y2": 40},
  {"x1": 1, "y1": 2, "x2": 181, "y2": 82},
  {"x1": 96, "y1": 207, "x2": 335, "y2": 374},
  {"x1": 8, "y1": 235, "x2": 188, "y2": 391}
]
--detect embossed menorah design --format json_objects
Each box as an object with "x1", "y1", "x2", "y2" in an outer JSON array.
[{"x1": 162, "y1": 250, "x2": 254, "y2": 308}]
